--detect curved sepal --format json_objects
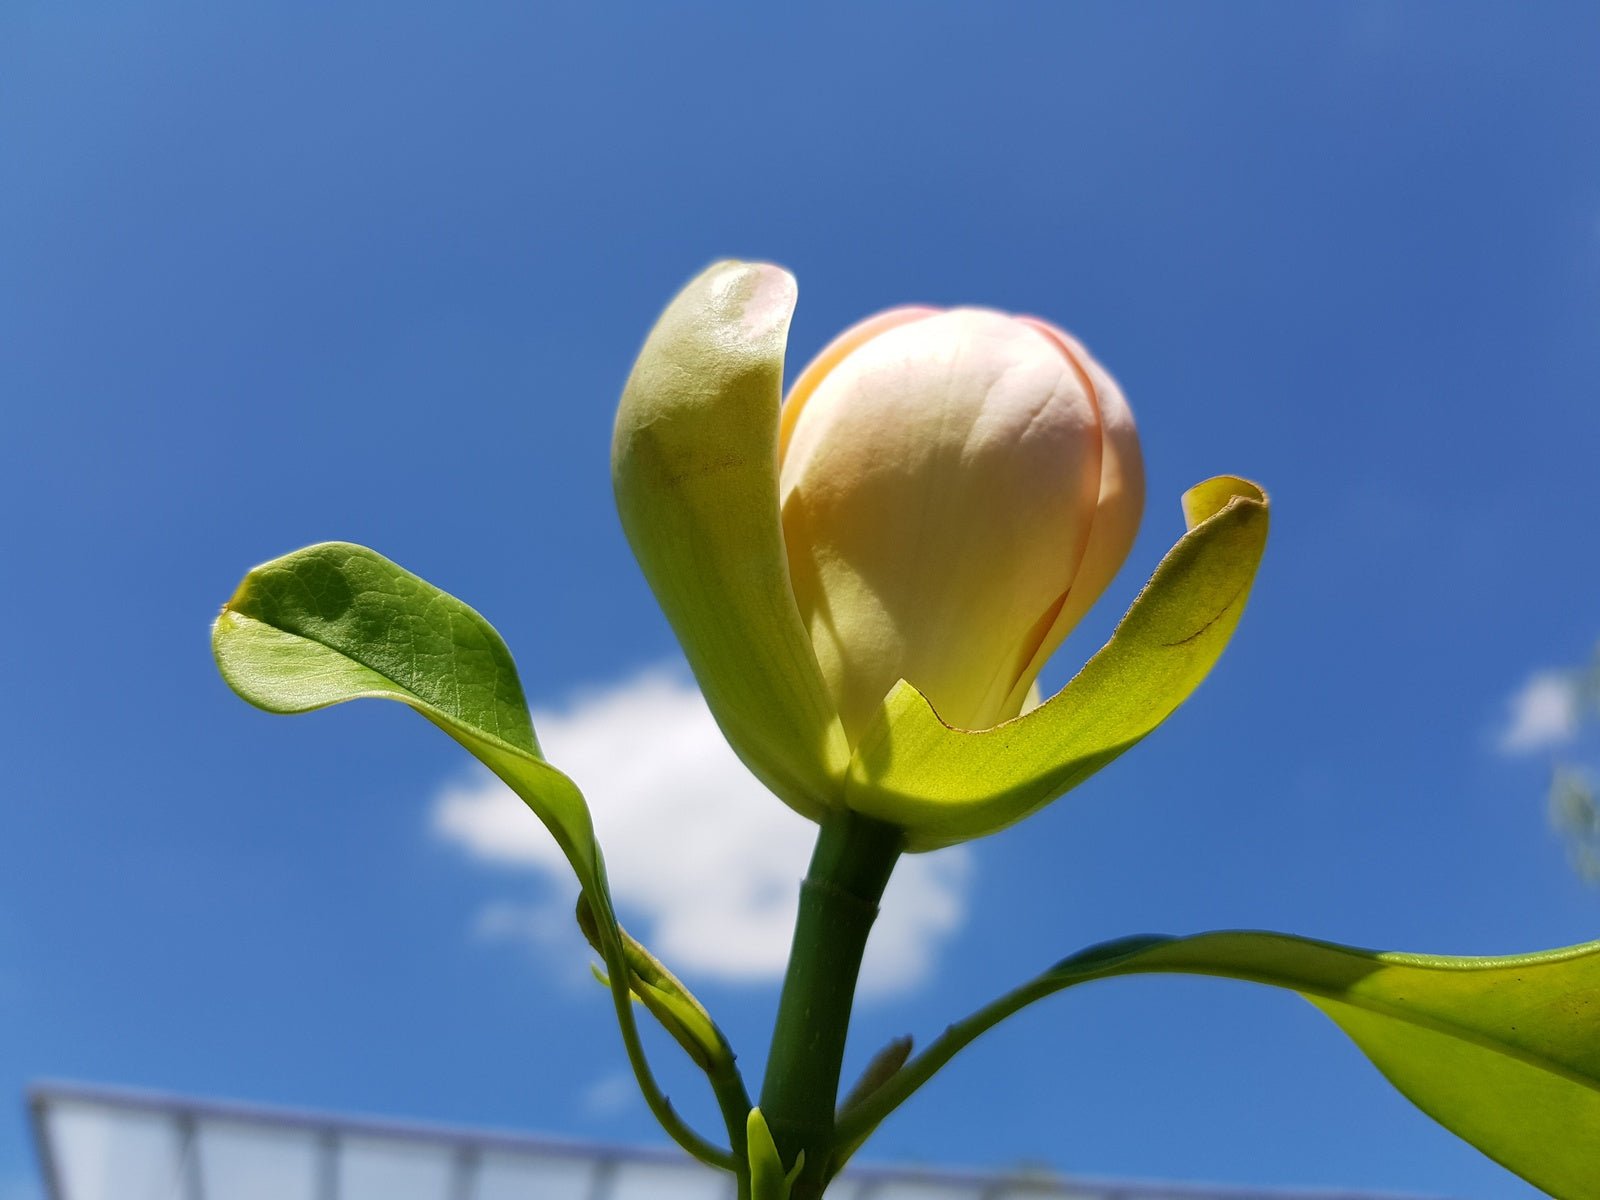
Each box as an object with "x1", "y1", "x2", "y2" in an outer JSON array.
[
  {"x1": 1047, "y1": 931, "x2": 1600, "y2": 1198},
  {"x1": 613, "y1": 261, "x2": 849, "y2": 822},
  {"x1": 844, "y1": 477, "x2": 1269, "y2": 850}
]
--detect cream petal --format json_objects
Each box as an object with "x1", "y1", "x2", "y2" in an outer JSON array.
[
  {"x1": 779, "y1": 305, "x2": 937, "y2": 462},
  {"x1": 1001, "y1": 322, "x2": 1145, "y2": 715},
  {"x1": 844, "y1": 479, "x2": 1269, "y2": 850},
  {"x1": 779, "y1": 309, "x2": 1102, "y2": 742}
]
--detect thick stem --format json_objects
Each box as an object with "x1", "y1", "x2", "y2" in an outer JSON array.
[{"x1": 758, "y1": 811, "x2": 902, "y2": 1198}]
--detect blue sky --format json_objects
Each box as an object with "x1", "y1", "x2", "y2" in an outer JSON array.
[{"x1": 3, "y1": 3, "x2": 1599, "y2": 1197}]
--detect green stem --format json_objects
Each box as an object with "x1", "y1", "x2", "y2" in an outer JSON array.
[
  {"x1": 759, "y1": 812, "x2": 902, "y2": 1199},
  {"x1": 831, "y1": 970, "x2": 1059, "y2": 1172},
  {"x1": 574, "y1": 891, "x2": 750, "y2": 1179},
  {"x1": 711, "y1": 1065, "x2": 753, "y2": 1198},
  {"x1": 589, "y1": 887, "x2": 737, "y2": 1172}
]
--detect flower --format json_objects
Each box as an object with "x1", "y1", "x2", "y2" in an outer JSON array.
[
  {"x1": 614, "y1": 261, "x2": 1266, "y2": 849},
  {"x1": 777, "y1": 305, "x2": 1144, "y2": 745}
]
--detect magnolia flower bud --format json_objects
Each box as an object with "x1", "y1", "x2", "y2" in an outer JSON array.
[
  {"x1": 777, "y1": 307, "x2": 1144, "y2": 743},
  {"x1": 614, "y1": 261, "x2": 1265, "y2": 847}
]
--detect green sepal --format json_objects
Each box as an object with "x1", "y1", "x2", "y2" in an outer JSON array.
[
  {"x1": 844, "y1": 477, "x2": 1269, "y2": 850},
  {"x1": 614, "y1": 261, "x2": 850, "y2": 823},
  {"x1": 747, "y1": 1108, "x2": 804, "y2": 1200},
  {"x1": 577, "y1": 895, "x2": 735, "y2": 1076}
]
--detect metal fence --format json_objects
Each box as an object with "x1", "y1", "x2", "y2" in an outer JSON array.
[{"x1": 27, "y1": 1082, "x2": 1433, "y2": 1200}]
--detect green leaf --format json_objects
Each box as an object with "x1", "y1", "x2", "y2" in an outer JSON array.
[
  {"x1": 844, "y1": 477, "x2": 1269, "y2": 850},
  {"x1": 614, "y1": 260, "x2": 850, "y2": 823},
  {"x1": 837, "y1": 930, "x2": 1600, "y2": 1196},
  {"x1": 215, "y1": 543, "x2": 745, "y2": 1170},
  {"x1": 1047, "y1": 932, "x2": 1600, "y2": 1197},
  {"x1": 213, "y1": 541, "x2": 598, "y2": 878}
]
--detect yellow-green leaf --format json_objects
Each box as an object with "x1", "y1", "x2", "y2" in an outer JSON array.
[
  {"x1": 213, "y1": 541, "x2": 600, "y2": 880},
  {"x1": 844, "y1": 477, "x2": 1269, "y2": 850},
  {"x1": 214, "y1": 542, "x2": 739, "y2": 1170},
  {"x1": 1050, "y1": 931, "x2": 1600, "y2": 1197},
  {"x1": 614, "y1": 261, "x2": 849, "y2": 822}
]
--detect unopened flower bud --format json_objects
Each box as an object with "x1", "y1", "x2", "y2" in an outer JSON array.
[{"x1": 778, "y1": 307, "x2": 1144, "y2": 741}]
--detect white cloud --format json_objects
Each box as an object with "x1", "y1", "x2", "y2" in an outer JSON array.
[
  {"x1": 432, "y1": 667, "x2": 970, "y2": 999},
  {"x1": 580, "y1": 1071, "x2": 637, "y2": 1118},
  {"x1": 471, "y1": 899, "x2": 573, "y2": 951},
  {"x1": 1497, "y1": 670, "x2": 1582, "y2": 754}
]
